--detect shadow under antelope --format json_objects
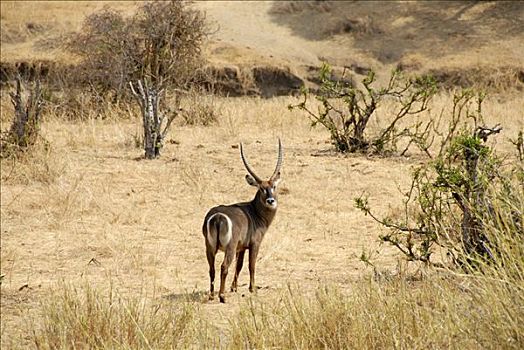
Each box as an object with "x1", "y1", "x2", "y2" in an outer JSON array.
[{"x1": 203, "y1": 139, "x2": 283, "y2": 303}]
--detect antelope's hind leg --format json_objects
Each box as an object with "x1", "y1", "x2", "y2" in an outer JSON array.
[
  {"x1": 231, "y1": 250, "x2": 245, "y2": 292},
  {"x1": 219, "y1": 248, "x2": 235, "y2": 303},
  {"x1": 206, "y1": 249, "x2": 216, "y2": 300}
]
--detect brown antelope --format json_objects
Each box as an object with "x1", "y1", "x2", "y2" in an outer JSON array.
[{"x1": 203, "y1": 139, "x2": 283, "y2": 303}]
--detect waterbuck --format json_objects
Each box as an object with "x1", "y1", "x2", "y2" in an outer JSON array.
[{"x1": 203, "y1": 139, "x2": 283, "y2": 303}]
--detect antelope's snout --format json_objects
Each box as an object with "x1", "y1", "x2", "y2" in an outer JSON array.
[{"x1": 266, "y1": 197, "x2": 276, "y2": 207}]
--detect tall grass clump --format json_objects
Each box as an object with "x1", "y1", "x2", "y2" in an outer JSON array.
[
  {"x1": 31, "y1": 283, "x2": 207, "y2": 349},
  {"x1": 231, "y1": 249, "x2": 523, "y2": 349},
  {"x1": 0, "y1": 140, "x2": 63, "y2": 185}
]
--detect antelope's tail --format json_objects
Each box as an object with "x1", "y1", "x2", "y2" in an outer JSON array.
[{"x1": 205, "y1": 212, "x2": 232, "y2": 251}]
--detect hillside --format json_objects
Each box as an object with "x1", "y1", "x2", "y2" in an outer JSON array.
[{"x1": 1, "y1": 1, "x2": 523, "y2": 92}]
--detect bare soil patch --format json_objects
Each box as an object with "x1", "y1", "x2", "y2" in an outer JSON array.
[{"x1": 2, "y1": 94, "x2": 523, "y2": 347}]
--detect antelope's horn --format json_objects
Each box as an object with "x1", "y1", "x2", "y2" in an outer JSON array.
[
  {"x1": 270, "y1": 138, "x2": 283, "y2": 181},
  {"x1": 240, "y1": 142, "x2": 262, "y2": 183}
]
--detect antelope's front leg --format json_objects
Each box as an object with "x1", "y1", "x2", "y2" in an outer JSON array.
[
  {"x1": 231, "y1": 250, "x2": 245, "y2": 292},
  {"x1": 219, "y1": 248, "x2": 235, "y2": 303},
  {"x1": 248, "y1": 246, "x2": 260, "y2": 293}
]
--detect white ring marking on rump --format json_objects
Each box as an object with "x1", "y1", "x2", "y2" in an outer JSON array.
[{"x1": 206, "y1": 212, "x2": 233, "y2": 249}]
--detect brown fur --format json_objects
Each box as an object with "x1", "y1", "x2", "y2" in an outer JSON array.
[{"x1": 203, "y1": 140, "x2": 282, "y2": 303}]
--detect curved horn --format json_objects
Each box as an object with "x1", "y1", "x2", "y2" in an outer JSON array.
[
  {"x1": 240, "y1": 142, "x2": 262, "y2": 183},
  {"x1": 270, "y1": 138, "x2": 283, "y2": 181}
]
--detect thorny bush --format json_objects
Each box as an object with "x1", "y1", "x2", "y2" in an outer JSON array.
[
  {"x1": 290, "y1": 63, "x2": 437, "y2": 154},
  {"x1": 356, "y1": 90, "x2": 523, "y2": 270}
]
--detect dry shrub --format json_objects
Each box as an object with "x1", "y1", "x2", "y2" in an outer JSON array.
[
  {"x1": 67, "y1": 0, "x2": 207, "y2": 100},
  {"x1": 291, "y1": 64, "x2": 436, "y2": 154},
  {"x1": 66, "y1": 8, "x2": 134, "y2": 98},
  {"x1": 44, "y1": 89, "x2": 136, "y2": 121},
  {"x1": 0, "y1": 139, "x2": 64, "y2": 185},
  {"x1": 426, "y1": 66, "x2": 524, "y2": 93},
  {"x1": 355, "y1": 91, "x2": 523, "y2": 267},
  {"x1": 31, "y1": 283, "x2": 204, "y2": 349},
  {"x1": 269, "y1": 1, "x2": 333, "y2": 15},
  {"x1": 66, "y1": 0, "x2": 208, "y2": 157},
  {"x1": 178, "y1": 89, "x2": 220, "y2": 126}
]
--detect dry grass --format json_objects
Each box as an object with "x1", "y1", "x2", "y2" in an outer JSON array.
[
  {"x1": 230, "y1": 268, "x2": 523, "y2": 349},
  {"x1": 1, "y1": 93, "x2": 523, "y2": 348},
  {"x1": 31, "y1": 282, "x2": 204, "y2": 350}
]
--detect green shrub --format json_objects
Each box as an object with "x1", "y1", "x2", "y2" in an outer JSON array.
[
  {"x1": 290, "y1": 63, "x2": 437, "y2": 154},
  {"x1": 355, "y1": 90, "x2": 523, "y2": 269}
]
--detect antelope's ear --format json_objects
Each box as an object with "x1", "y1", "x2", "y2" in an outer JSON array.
[{"x1": 245, "y1": 174, "x2": 258, "y2": 187}]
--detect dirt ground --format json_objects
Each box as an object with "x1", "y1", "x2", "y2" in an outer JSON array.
[
  {"x1": 2, "y1": 94, "x2": 523, "y2": 347},
  {"x1": 0, "y1": 98, "x2": 401, "y2": 344},
  {"x1": 1, "y1": 1, "x2": 524, "y2": 347}
]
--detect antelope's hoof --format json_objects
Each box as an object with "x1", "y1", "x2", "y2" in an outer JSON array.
[
  {"x1": 231, "y1": 286, "x2": 237, "y2": 292},
  {"x1": 208, "y1": 293, "x2": 215, "y2": 301},
  {"x1": 219, "y1": 295, "x2": 226, "y2": 303}
]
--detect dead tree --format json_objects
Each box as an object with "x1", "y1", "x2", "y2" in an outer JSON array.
[
  {"x1": 1, "y1": 77, "x2": 43, "y2": 157},
  {"x1": 129, "y1": 80, "x2": 178, "y2": 159}
]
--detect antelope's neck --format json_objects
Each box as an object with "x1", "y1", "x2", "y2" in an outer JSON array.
[{"x1": 251, "y1": 192, "x2": 277, "y2": 228}]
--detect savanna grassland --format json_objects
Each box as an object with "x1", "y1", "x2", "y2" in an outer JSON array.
[{"x1": 1, "y1": 1, "x2": 524, "y2": 349}]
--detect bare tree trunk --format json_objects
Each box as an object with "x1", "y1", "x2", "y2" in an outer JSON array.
[
  {"x1": 454, "y1": 125, "x2": 501, "y2": 259},
  {"x1": 129, "y1": 80, "x2": 178, "y2": 159},
  {"x1": 1, "y1": 77, "x2": 43, "y2": 156}
]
